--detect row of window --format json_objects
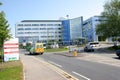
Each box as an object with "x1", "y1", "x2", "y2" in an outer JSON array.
[
  {"x1": 17, "y1": 31, "x2": 62, "y2": 34},
  {"x1": 41, "y1": 36, "x2": 61, "y2": 38},
  {"x1": 17, "y1": 24, "x2": 61, "y2": 26},
  {"x1": 18, "y1": 32, "x2": 39, "y2": 34},
  {"x1": 17, "y1": 28, "x2": 61, "y2": 30}
]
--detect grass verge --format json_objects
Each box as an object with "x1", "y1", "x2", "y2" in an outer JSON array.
[
  {"x1": 108, "y1": 45, "x2": 120, "y2": 51},
  {"x1": 45, "y1": 48, "x2": 68, "y2": 52},
  {"x1": 0, "y1": 60, "x2": 23, "y2": 80}
]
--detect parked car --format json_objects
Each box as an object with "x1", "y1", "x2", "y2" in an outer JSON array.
[
  {"x1": 116, "y1": 50, "x2": 120, "y2": 58},
  {"x1": 84, "y1": 44, "x2": 94, "y2": 52},
  {"x1": 88, "y1": 42, "x2": 100, "y2": 47}
]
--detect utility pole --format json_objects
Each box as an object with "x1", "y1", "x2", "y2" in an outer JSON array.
[{"x1": 66, "y1": 15, "x2": 71, "y2": 56}]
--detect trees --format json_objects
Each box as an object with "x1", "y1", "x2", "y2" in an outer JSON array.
[
  {"x1": 96, "y1": 0, "x2": 120, "y2": 40},
  {"x1": 0, "y1": 3, "x2": 11, "y2": 49},
  {"x1": 0, "y1": 2, "x2": 2, "y2": 5}
]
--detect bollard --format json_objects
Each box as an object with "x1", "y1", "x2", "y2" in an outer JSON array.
[{"x1": 73, "y1": 50, "x2": 77, "y2": 57}]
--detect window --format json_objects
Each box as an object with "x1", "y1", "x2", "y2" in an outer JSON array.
[
  {"x1": 17, "y1": 24, "x2": 23, "y2": 26},
  {"x1": 32, "y1": 28, "x2": 39, "y2": 30},
  {"x1": 24, "y1": 24, "x2": 31, "y2": 26},
  {"x1": 33, "y1": 32, "x2": 39, "y2": 34},
  {"x1": 25, "y1": 28, "x2": 31, "y2": 30},
  {"x1": 41, "y1": 36, "x2": 47, "y2": 38},
  {"x1": 40, "y1": 32, "x2": 46, "y2": 34},
  {"x1": 47, "y1": 28, "x2": 54, "y2": 30},
  {"x1": 18, "y1": 32, "x2": 24, "y2": 34},
  {"x1": 18, "y1": 28, "x2": 24, "y2": 30},
  {"x1": 25, "y1": 32, "x2": 31, "y2": 34},
  {"x1": 40, "y1": 28, "x2": 46, "y2": 30},
  {"x1": 54, "y1": 24, "x2": 61, "y2": 26},
  {"x1": 47, "y1": 24, "x2": 53, "y2": 26},
  {"x1": 32, "y1": 24, "x2": 39, "y2": 26},
  {"x1": 40, "y1": 24, "x2": 46, "y2": 26}
]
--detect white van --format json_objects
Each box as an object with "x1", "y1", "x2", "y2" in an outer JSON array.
[{"x1": 88, "y1": 42, "x2": 99, "y2": 47}]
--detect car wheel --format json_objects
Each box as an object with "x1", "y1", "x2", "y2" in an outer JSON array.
[
  {"x1": 41, "y1": 53, "x2": 43, "y2": 55},
  {"x1": 119, "y1": 56, "x2": 120, "y2": 59},
  {"x1": 29, "y1": 52, "x2": 31, "y2": 54}
]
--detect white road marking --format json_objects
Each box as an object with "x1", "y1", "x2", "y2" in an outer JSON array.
[
  {"x1": 48, "y1": 60, "x2": 62, "y2": 68},
  {"x1": 32, "y1": 56, "x2": 79, "y2": 80},
  {"x1": 72, "y1": 71, "x2": 91, "y2": 80}
]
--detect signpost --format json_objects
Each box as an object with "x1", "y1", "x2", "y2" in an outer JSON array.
[{"x1": 4, "y1": 38, "x2": 19, "y2": 62}]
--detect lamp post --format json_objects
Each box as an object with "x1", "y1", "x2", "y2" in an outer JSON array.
[{"x1": 66, "y1": 15, "x2": 71, "y2": 56}]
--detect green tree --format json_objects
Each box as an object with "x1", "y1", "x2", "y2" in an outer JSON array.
[
  {"x1": 0, "y1": 2, "x2": 2, "y2": 5},
  {"x1": 0, "y1": 11, "x2": 11, "y2": 49},
  {"x1": 96, "y1": 0, "x2": 120, "y2": 39}
]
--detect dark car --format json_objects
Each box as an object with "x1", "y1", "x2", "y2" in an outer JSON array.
[{"x1": 116, "y1": 50, "x2": 120, "y2": 58}]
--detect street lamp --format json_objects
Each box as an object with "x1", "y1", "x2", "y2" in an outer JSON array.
[{"x1": 66, "y1": 15, "x2": 71, "y2": 55}]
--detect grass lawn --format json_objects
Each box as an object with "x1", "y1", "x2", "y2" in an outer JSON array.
[
  {"x1": 45, "y1": 48, "x2": 68, "y2": 52},
  {"x1": 0, "y1": 60, "x2": 23, "y2": 80}
]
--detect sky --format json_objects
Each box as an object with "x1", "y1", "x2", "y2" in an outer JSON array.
[{"x1": 0, "y1": 0, "x2": 107, "y2": 37}]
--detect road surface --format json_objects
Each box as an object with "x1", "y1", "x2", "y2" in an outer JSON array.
[{"x1": 36, "y1": 52, "x2": 120, "y2": 80}]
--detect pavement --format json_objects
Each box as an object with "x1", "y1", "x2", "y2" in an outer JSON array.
[{"x1": 20, "y1": 54, "x2": 67, "y2": 80}]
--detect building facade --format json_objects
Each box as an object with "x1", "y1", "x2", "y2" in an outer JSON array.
[
  {"x1": 62, "y1": 20, "x2": 70, "y2": 45},
  {"x1": 61, "y1": 17, "x2": 83, "y2": 45},
  {"x1": 69, "y1": 17, "x2": 83, "y2": 41},
  {"x1": 15, "y1": 17, "x2": 83, "y2": 45},
  {"x1": 82, "y1": 16, "x2": 103, "y2": 42},
  {"x1": 15, "y1": 20, "x2": 62, "y2": 43}
]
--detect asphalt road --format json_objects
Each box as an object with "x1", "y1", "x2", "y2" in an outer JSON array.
[{"x1": 36, "y1": 52, "x2": 120, "y2": 80}]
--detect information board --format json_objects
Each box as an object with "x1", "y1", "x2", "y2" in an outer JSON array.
[{"x1": 4, "y1": 38, "x2": 19, "y2": 62}]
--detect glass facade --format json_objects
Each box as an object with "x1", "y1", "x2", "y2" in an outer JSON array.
[
  {"x1": 61, "y1": 17, "x2": 83, "y2": 45},
  {"x1": 69, "y1": 17, "x2": 83, "y2": 40},
  {"x1": 83, "y1": 16, "x2": 103, "y2": 42},
  {"x1": 62, "y1": 20, "x2": 70, "y2": 45}
]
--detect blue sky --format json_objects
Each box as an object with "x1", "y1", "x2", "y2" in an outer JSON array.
[{"x1": 0, "y1": 0, "x2": 107, "y2": 37}]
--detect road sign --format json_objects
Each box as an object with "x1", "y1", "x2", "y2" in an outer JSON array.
[{"x1": 4, "y1": 38, "x2": 19, "y2": 62}]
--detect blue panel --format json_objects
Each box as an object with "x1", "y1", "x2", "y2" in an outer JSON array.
[{"x1": 62, "y1": 20, "x2": 70, "y2": 45}]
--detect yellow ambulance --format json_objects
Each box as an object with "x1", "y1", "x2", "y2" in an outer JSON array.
[{"x1": 29, "y1": 43, "x2": 44, "y2": 55}]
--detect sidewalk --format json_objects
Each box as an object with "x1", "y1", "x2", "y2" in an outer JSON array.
[{"x1": 20, "y1": 54, "x2": 67, "y2": 80}]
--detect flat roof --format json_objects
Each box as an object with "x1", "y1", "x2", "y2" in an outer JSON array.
[{"x1": 21, "y1": 20, "x2": 62, "y2": 22}]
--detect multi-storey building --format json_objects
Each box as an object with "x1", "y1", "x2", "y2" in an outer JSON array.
[
  {"x1": 69, "y1": 17, "x2": 83, "y2": 41},
  {"x1": 62, "y1": 17, "x2": 83, "y2": 44},
  {"x1": 15, "y1": 17, "x2": 83, "y2": 45},
  {"x1": 15, "y1": 20, "x2": 62, "y2": 43},
  {"x1": 82, "y1": 16, "x2": 103, "y2": 42}
]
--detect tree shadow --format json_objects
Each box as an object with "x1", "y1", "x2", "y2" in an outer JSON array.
[
  {"x1": 25, "y1": 53, "x2": 40, "y2": 56},
  {"x1": 93, "y1": 47, "x2": 115, "y2": 54}
]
